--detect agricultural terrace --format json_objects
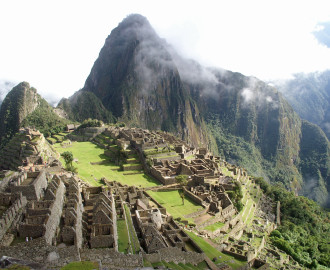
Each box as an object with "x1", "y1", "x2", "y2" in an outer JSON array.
[
  {"x1": 54, "y1": 141, "x2": 159, "y2": 188},
  {"x1": 185, "y1": 231, "x2": 246, "y2": 269},
  {"x1": 147, "y1": 190, "x2": 203, "y2": 223}
]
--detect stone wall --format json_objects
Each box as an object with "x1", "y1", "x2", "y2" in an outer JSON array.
[
  {"x1": 11, "y1": 170, "x2": 47, "y2": 201},
  {"x1": 0, "y1": 172, "x2": 19, "y2": 192},
  {"x1": 69, "y1": 127, "x2": 107, "y2": 142},
  {"x1": 80, "y1": 248, "x2": 143, "y2": 268},
  {"x1": 222, "y1": 249, "x2": 247, "y2": 261},
  {"x1": 143, "y1": 247, "x2": 205, "y2": 265},
  {"x1": 183, "y1": 187, "x2": 204, "y2": 206},
  {"x1": 19, "y1": 177, "x2": 65, "y2": 245},
  {"x1": 60, "y1": 178, "x2": 84, "y2": 248},
  {"x1": 0, "y1": 193, "x2": 27, "y2": 241},
  {"x1": 0, "y1": 238, "x2": 80, "y2": 269}
]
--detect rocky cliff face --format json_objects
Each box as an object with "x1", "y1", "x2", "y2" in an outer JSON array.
[
  {"x1": 273, "y1": 71, "x2": 330, "y2": 139},
  {"x1": 0, "y1": 82, "x2": 40, "y2": 146},
  {"x1": 59, "y1": 14, "x2": 330, "y2": 206}
]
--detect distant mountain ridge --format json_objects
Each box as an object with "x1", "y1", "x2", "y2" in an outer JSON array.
[{"x1": 273, "y1": 71, "x2": 330, "y2": 139}]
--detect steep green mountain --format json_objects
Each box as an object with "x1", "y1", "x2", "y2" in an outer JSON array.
[
  {"x1": 59, "y1": 14, "x2": 330, "y2": 206},
  {"x1": 0, "y1": 82, "x2": 70, "y2": 147},
  {"x1": 273, "y1": 71, "x2": 330, "y2": 139},
  {"x1": 77, "y1": 14, "x2": 208, "y2": 146},
  {"x1": 299, "y1": 121, "x2": 330, "y2": 205},
  {"x1": 57, "y1": 90, "x2": 115, "y2": 123},
  {"x1": 0, "y1": 82, "x2": 40, "y2": 146}
]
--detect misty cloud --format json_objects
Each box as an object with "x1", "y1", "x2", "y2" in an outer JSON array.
[
  {"x1": 121, "y1": 15, "x2": 177, "y2": 94},
  {"x1": 130, "y1": 14, "x2": 220, "y2": 98},
  {"x1": 241, "y1": 88, "x2": 254, "y2": 103},
  {"x1": 323, "y1": 122, "x2": 330, "y2": 134},
  {"x1": 240, "y1": 77, "x2": 279, "y2": 109},
  {"x1": 0, "y1": 80, "x2": 16, "y2": 107},
  {"x1": 134, "y1": 38, "x2": 175, "y2": 94},
  {"x1": 313, "y1": 21, "x2": 330, "y2": 48},
  {"x1": 165, "y1": 43, "x2": 221, "y2": 98}
]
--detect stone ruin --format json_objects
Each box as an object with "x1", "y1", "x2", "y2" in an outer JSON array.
[
  {"x1": 83, "y1": 187, "x2": 117, "y2": 249},
  {"x1": 0, "y1": 192, "x2": 27, "y2": 243},
  {"x1": 18, "y1": 175, "x2": 65, "y2": 245},
  {"x1": 113, "y1": 181, "x2": 203, "y2": 256},
  {"x1": 0, "y1": 126, "x2": 275, "y2": 269},
  {"x1": 184, "y1": 177, "x2": 236, "y2": 220},
  {"x1": 0, "y1": 128, "x2": 59, "y2": 171}
]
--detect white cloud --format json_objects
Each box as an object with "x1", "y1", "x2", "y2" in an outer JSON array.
[{"x1": 241, "y1": 88, "x2": 254, "y2": 103}]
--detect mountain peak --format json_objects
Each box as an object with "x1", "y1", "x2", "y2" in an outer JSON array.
[{"x1": 119, "y1": 14, "x2": 150, "y2": 29}]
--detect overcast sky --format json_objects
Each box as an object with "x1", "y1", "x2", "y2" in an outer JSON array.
[{"x1": 1, "y1": 0, "x2": 330, "y2": 103}]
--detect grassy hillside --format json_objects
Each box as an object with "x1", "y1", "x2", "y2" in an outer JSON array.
[{"x1": 21, "y1": 97, "x2": 71, "y2": 137}]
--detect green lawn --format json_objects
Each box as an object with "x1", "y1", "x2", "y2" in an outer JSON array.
[
  {"x1": 185, "y1": 231, "x2": 247, "y2": 269},
  {"x1": 220, "y1": 167, "x2": 233, "y2": 177},
  {"x1": 147, "y1": 190, "x2": 202, "y2": 222},
  {"x1": 61, "y1": 261, "x2": 98, "y2": 270},
  {"x1": 54, "y1": 141, "x2": 159, "y2": 187},
  {"x1": 117, "y1": 219, "x2": 129, "y2": 253},
  {"x1": 203, "y1": 222, "x2": 224, "y2": 232},
  {"x1": 124, "y1": 204, "x2": 140, "y2": 253}
]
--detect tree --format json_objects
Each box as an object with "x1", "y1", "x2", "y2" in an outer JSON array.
[
  {"x1": 180, "y1": 191, "x2": 185, "y2": 205},
  {"x1": 175, "y1": 175, "x2": 188, "y2": 186},
  {"x1": 61, "y1": 151, "x2": 73, "y2": 168}
]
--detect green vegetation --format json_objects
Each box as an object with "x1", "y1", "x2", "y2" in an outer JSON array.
[
  {"x1": 147, "y1": 190, "x2": 202, "y2": 222},
  {"x1": 61, "y1": 151, "x2": 77, "y2": 173},
  {"x1": 275, "y1": 70, "x2": 330, "y2": 139},
  {"x1": 57, "y1": 91, "x2": 115, "y2": 123},
  {"x1": 61, "y1": 151, "x2": 73, "y2": 167},
  {"x1": 143, "y1": 146, "x2": 173, "y2": 157},
  {"x1": 299, "y1": 120, "x2": 330, "y2": 205},
  {"x1": 117, "y1": 219, "x2": 129, "y2": 253},
  {"x1": 7, "y1": 265, "x2": 31, "y2": 270},
  {"x1": 255, "y1": 177, "x2": 330, "y2": 268},
  {"x1": 60, "y1": 261, "x2": 98, "y2": 270},
  {"x1": 21, "y1": 97, "x2": 71, "y2": 138},
  {"x1": 0, "y1": 82, "x2": 62, "y2": 147},
  {"x1": 54, "y1": 141, "x2": 159, "y2": 187},
  {"x1": 78, "y1": 118, "x2": 104, "y2": 129},
  {"x1": 203, "y1": 222, "x2": 224, "y2": 232},
  {"x1": 123, "y1": 204, "x2": 140, "y2": 253},
  {"x1": 227, "y1": 181, "x2": 243, "y2": 212},
  {"x1": 185, "y1": 230, "x2": 246, "y2": 269},
  {"x1": 151, "y1": 261, "x2": 209, "y2": 270},
  {"x1": 205, "y1": 94, "x2": 330, "y2": 208},
  {"x1": 175, "y1": 175, "x2": 188, "y2": 186}
]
